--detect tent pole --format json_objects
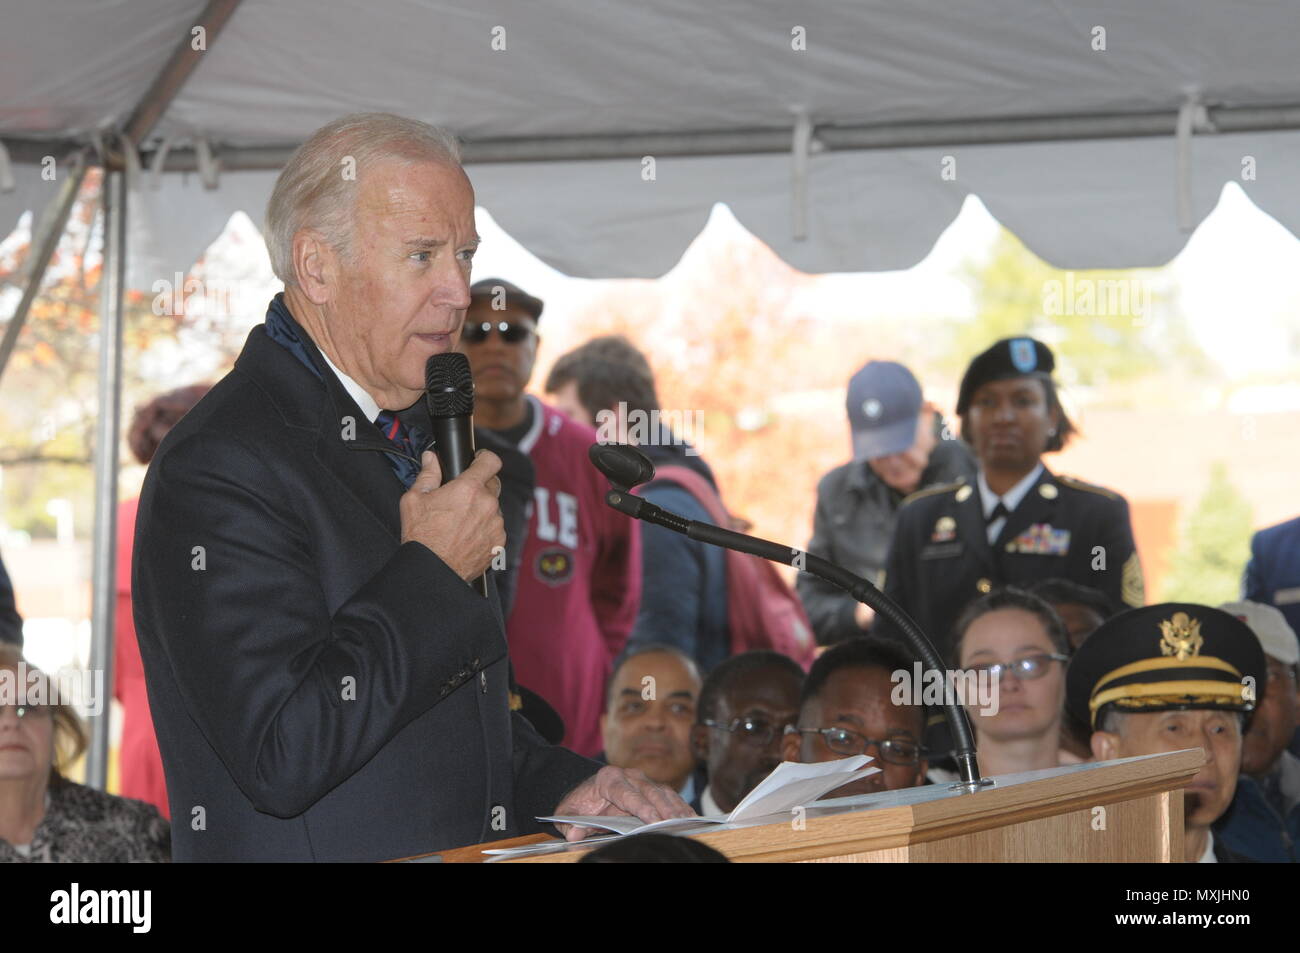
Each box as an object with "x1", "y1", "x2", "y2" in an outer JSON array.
[
  {"x1": 0, "y1": 157, "x2": 89, "y2": 387},
  {"x1": 85, "y1": 168, "x2": 126, "y2": 791},
  {"x1": 120, "y1": 101, "x2": 1300, "y2": 170},
  {"x1": 78, "y1": 0, "x2": 244, "y2": 792},
  {"x1": 120, "y1": 0, "x2": 244, "y2": 155},
  {"x1": 5, "y1": 101, "x2": 1300, "y2": 171}
]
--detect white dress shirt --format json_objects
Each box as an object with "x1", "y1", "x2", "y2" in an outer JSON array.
[
  {"x1": 977, "y1": 462, "x2": 1044, "y2": 545},
  {"x1": 1198, "y1": 831, "x2": 1217, "y2": 863},
  {"x1": 318, "y1": 349, "x2": 381, "y2": 423},
  {"x1": 700, "y1": 784, "x2": 725, "y2": 818}
]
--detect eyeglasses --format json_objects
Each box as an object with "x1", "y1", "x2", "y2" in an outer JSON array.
[
  {"x1": 701, "y1": 716, "x2": 792, "y2": 747},
  {"x1": 965, "y1": 653, "x2": 1068, "y2": 681},
  {"x1": 787, "y1": 725, "x2": 922, "y2": 765},
  {"x1": 460, "y1": 320, "x2": 535, "y2": 344}
]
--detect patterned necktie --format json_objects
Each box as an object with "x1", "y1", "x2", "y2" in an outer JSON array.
[{"x1": 374, "y1": 410, "x2": 432, "y2": 489}]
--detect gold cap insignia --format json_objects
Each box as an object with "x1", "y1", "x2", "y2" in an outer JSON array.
[
  {"x1": 1159, "y1": 612, "x2": 1204, "y2": 661},
  {"x1": 1039, "y1": 484, "x2": 1058, "y2": 500}
]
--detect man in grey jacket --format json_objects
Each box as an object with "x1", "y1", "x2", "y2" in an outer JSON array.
[{"x1": 798, "y1": 361, "x2": 974, "y2": 645}]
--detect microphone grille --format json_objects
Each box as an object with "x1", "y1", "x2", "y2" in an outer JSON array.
[{"x1": 425, "y1": 353, "x2": 475, "y2": 417}]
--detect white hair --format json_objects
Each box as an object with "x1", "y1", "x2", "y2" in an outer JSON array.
[{"x1": 264, "y1": 113, "x2": 463, "y2": 284}]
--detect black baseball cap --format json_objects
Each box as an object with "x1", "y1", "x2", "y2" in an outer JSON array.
[{"x1": 469, "y1": 278, "x2": 544, "y2": 322}]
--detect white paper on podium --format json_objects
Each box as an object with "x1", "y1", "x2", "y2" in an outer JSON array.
[
  {"x1": 528, "y1": 756, "x2": 879, "y2": 840},
  {"x1": 726, "y1": 755, "x2": 876, "y2": 821}
]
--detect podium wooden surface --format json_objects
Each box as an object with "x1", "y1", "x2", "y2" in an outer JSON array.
[{"x1": 430, "y1": 749, "x2": 1202, "y2": 863}]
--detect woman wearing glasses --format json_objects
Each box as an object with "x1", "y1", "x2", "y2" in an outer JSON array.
[
  {"x1": 0, "y1": 645, "x2": 170, "y2": 862},
  {"x1": 951, "y1": 587, "x2": 1078, "y2": 778}
]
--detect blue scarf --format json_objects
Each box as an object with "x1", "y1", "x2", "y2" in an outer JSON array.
[
  {"x1": 263, "y1": 293, "x2": 320, "y2": 379},
  {"x1": 263, "y1": 294, "x2": 427, "y2": 487}
]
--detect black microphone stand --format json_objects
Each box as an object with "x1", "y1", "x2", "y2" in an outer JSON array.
[{"x1": 593, "y1": 445, "x2": 989, "y2": 790}]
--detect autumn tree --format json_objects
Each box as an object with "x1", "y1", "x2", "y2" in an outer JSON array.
[
  {"x1": 0, "y1": 171, "x2": 231, "y2": 536},
  {"x1": 949, "y1": 228, "x2": 1208, "y2": 396}
]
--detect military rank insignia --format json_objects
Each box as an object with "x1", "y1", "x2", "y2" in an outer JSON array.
[
  {"x1": 931, "y1": 516, "x2": 957, "y2": 542},
  {"x1": 1007, "y1": 523, "x2": 1070, "y2": 555},
  {"x1": 1122, "y1": 551, "x2": 1145, "y2": 607},
  {"x1": 535, "y1": 547, "x2": 574, "y2": 586}
]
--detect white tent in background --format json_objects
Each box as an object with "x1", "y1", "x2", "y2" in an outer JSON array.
[
  {"x1": 5, "y1": 0, "x2": 1300, "y2": 281},
  {"x1": 2, "y1": 0, "x2": 1299, "y2": 785}
]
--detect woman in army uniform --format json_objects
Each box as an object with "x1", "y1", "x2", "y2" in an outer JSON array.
[{"x1": 874, "y1": 337, "x2": 1144, "y2": 668}]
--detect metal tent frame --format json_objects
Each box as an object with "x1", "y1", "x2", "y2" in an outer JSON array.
[{"x1": 1, "y1": 0, "x2": 243, "y2": 789}]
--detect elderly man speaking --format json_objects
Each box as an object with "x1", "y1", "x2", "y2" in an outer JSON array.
[{"x1": 133, "y1": 114, "x2": 690, "y2": 862}]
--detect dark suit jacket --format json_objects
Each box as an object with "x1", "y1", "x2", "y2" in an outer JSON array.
[
  {"x1": 874, "y1": 465, "x2": 1144, "y2": 664},
  {"x1": 132, "y1": 310, "x2": 598, "y2": 862}
]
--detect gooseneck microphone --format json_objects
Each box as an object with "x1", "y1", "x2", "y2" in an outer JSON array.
[
  {"x1": 425, "y1": 353, "x2": 488, "y2": 598},
  {"x1": 588, "y1": 442, "x2": 988, "y2": 790}
]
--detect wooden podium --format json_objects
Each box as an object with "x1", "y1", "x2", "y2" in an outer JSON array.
[{"x1": 434, "y1": 749, "x2": 1202, "y2": 863}]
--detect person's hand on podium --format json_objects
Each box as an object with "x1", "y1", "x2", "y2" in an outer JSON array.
[{"x1": 553, "y1": 765, "x2": 696, "y2": 841}]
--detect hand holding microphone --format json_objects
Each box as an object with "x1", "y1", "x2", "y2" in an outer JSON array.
[
  {"x1": 397, "y1": 353, "x2": 500, "y2": 593},
  {"x1": 400, "y1": 449, "x2": 504, "y2": 586}
]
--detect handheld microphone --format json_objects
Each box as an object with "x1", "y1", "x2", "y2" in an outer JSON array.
[{"x1": 425, "y1": 353, "x2": 488, "y2": 597}]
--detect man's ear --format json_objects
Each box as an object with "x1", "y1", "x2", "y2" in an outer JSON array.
[
  {"x1": 1091, "y1": 729, "x2": 1118, "y2": 762},
  {"x1": 690, "y1": 724, "x2": 710, "y2": 763},
  {"x1": 293, "y1": 229, "x2": 334, "y2": 306},
  {"x1": 781, "y1": 731, "x2": 802, "y2": 764}
]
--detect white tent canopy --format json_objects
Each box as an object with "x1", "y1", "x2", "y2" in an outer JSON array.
[{"x1": 4, "y1": 0, "x2": 1300, "y2": 281}]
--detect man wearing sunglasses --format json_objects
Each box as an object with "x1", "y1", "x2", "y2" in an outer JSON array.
[
  {"x1": 460, "y1": 278, "x2": 641, "y2": 758},
  {"x1": 781, "y1": 637, "x2": 929, "y2": 795}
]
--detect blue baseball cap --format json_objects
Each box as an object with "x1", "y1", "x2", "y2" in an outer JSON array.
[{"x1": 846, "y1": 361, "x2": 923, "y2": 461}]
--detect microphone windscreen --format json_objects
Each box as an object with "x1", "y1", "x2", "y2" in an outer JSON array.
[
  {"x1": 588, "y1": 443, "x2": 656, "y2": 489},
  {"x1": 425, "y1": 353, "x2": 475, "y2": 418}
]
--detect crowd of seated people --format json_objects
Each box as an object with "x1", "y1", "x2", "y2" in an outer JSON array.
[{"x1": 4, "y1": 310, "x2": 1297, "y2": 864}]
